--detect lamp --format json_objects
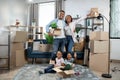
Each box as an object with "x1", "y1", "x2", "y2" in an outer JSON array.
[{"x1": 97, "y1": 13, "x2": 112, "y2": 78}]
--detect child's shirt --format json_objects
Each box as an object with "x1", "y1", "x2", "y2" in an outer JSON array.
[
  {"x1": 55, "y1": 57, "x2": 64, "y2": 67},
  {"x1": 64, "y1": 58, "x2": 74, "y2": 65}
]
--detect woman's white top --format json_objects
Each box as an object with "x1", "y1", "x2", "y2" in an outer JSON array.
[{"x1": 64, "y1": 17, "x2": 86, "y2": 42}]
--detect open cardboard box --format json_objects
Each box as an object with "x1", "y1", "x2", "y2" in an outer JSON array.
[
  {"x1": 53, "y1": 28, "x2": 61, "y2": 36},
  {"x1": 53, "y1": 66, "x2": 75, "y2": 78}
]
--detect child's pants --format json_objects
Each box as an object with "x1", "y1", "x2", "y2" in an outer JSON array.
[{"x1": 44, "y1": 65, "x2": 56, "y2": 73}]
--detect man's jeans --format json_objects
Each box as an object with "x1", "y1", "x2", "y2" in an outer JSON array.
[
  {"x1": 65, "y1": 36, "x2": 74, "y2": 53},
  {"x1": 51, "y1": 38, "x2": 66, "y2": 60}
]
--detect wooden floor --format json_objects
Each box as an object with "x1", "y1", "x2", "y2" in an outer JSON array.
[{"x1": 0, "y1": 62, "x2": 120, "y2": 80}]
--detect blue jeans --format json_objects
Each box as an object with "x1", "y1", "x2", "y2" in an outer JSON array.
[
  {"x1": 65, "y1": 36, "x2": 74, "y2": 53},
  {"x1": 44, "y1": 65, "x2": 56, "y2": 73},
  {"x1": 51, "y1": 38, "x2": 66, "y2": 60}
]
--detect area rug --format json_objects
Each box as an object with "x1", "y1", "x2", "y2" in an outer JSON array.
[{"x1": 13, "y1": 64, "x2": 100, "y2": 80}]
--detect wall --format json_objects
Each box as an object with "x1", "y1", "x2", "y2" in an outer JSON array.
[
  {"x1": 64, "y1": 0, "x2": 110, "y2": 32},
  {"x1": 0, "y1": 0, "x2": 28, "y2": 63},
  {"x1": 110, "y1": 39, "x2": 120, "y2": 60}
]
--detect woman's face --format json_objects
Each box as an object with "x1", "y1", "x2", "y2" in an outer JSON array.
[{"x1": 66, "y1": 16, "x2": 72, "y2": 23}]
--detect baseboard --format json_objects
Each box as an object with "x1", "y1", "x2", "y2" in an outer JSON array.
[{"x1": 110, "y1": 59, "x2": 120, "y2": 63}]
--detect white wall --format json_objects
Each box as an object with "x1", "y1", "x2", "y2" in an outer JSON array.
[
  {"x1": 0, "y1": 0, "x2": 28, "y2": 58},
  {"x1": 110, "y1": 39, "x2": 120, "y2": 60},
  {"x1": 64, "y1": 0, "x2": 110, "y2": 32}
]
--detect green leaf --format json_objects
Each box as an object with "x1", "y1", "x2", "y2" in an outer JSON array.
[
  {"x1": 44, "y1": 33, "x2": 54, "y2": 44},
  {"x1": 50, "y1": 22, "x2": 57, "y2": 29},
  {"x1": 75, "y1": 27, "x2": 81, "y2": 33}
]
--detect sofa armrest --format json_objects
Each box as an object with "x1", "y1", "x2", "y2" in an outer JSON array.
[{"x1": 26, "y1": 47, "x2": 33, "y2": 55}]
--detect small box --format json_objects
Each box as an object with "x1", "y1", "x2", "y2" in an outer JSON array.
[
  {"x1": 53, "y1": 67, "x2": 74, "y2": 78},
  {"x1": 53, "y1": 28, "x2": 61, "y2": 36},
  {"x1": 16, "y1": 50, "x2": 27, "y2": 67},
  {"x1": 57, "y1": 70, "x2": 74, "y2": 78},
  {"x1": 89, "y1": 53, "x2": 109, "y2": 73},
  {"x1": 90, "y1": 8, "x2": 99, "y2": 17},
  {"x1": 90, "y1": 31, "x2": 109, "y2": 41},
  {"x1": 13, "y1": 31, "x2": 28, "y2": 42},
  {"x1": 90, "y1": 40, "x2": 109, "y2": 53}
]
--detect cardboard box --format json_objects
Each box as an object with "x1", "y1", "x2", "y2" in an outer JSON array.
[
  {"x1": 10, "y1": 43, "x2": 24, "y2": 68},
  {"x1": 89, "y1": 53, "x2": 109, "y2": 73},
  {"x1": 13, "y1": 31, "x2": 28, "y2": 42},
  {"x1": 90, "y1": 31, "x2": 109, "y2": 41},
  {"x1": 90, "y1": 40, "x2": 109, "y2": 53},
  {"x1": 16, "y1": 50, "x2": 27, "y2": 67},
  {"x1": 53, "y1": 67, "x2": 74, "y2": 78},
  {"x1": 53, "y1": 28, "x2": 61, "y2": 36},
  {"x1": 87, "y1": 8, "x2": 99, "y2": 17},
  {"x1": 74, "y1": 41, "x2": 85, "y2": 51}
]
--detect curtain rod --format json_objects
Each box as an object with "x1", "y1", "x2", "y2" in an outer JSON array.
[{"x1": 33, "y1": 1, "x2": 55, "y2": 4}]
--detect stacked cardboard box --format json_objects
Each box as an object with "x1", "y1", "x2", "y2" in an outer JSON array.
[
  {"x1": 10, "y1": 31, "x2": 27, "y2": 68},
  {"x1": 89, "y1": 31, "x2": 109, "y2": 73}
]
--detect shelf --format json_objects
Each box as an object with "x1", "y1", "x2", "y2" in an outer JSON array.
[
  {"x1": 86, "y1": 17, "x2": 97, "y2": 19},
  {"x1": 0, "y1": 34, "x2": 10, "y2": 70},
  {"x1": 0, "y1": 57, "x2": 8, "y2": 59},
  {"x1": 93, "y1": 23, "x2": 104, "y2": 25},
  {"x1": 0, "y1": 44, "x2": 9, "y2": 46},
  {"x1": 29, "y1": 26, "x2": 43, "y2": 28},
  {"x1": 76, "y1": 27, "x2": 92, "y2": 30},
  {"x1": 0, "y1": 67, "x2": 10, "y2": 70},
  {"x1": 10, "y1": 25, "x2": 27, "y2": 27},
  {"x1": 36, "y1": 32, "x2": 42, "y2": 34},
  {"x1": 28, "y1": 33, "x2": 43, "y2": 35}
]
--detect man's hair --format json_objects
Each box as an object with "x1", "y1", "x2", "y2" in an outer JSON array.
[{"x1": 59, "y1": 10, "x2": 65, "y2": 13}]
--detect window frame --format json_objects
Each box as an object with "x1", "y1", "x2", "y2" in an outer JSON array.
[{"x1": 110, "y1": 0, "x2": 120, "y2": 39}]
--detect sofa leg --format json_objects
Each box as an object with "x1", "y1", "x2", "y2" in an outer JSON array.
[
  {"x1": 32, "y1": 58, "x2": 34, "y2": 64},
  {"x1": 35, "y1": 58, "x2": 37, "y2": 63}
]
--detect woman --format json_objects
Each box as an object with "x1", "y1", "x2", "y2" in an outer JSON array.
[{"x1": 64, "y1": 15, "x2": 85, "y2": 53}]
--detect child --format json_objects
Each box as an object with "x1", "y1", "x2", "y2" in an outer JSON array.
[
  {"x1": 64, "y1": 53, "x2": 77, "y2": 68},
  {"x1": 44, "y1": 51, "x2": 65, "y2": 73},
  {"x1": 64, "y1": 53, "x2": 74, "y2": 65}
]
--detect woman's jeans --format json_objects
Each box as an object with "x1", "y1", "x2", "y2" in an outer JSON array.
[
  {"x1": 65, "y1": 36, "x2": 74, "y2": 53},
  {"x1": 51, "y1": 38, "x2": 66, "y2": 60}
]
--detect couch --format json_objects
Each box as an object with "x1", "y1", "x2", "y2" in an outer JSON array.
[{"x1": 26, "y1": 39, "x2": 84, "y2": 64}]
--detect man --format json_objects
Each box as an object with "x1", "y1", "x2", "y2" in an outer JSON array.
[{"x1": 46, "y1": 10, "x2": 66, "y2": 61}]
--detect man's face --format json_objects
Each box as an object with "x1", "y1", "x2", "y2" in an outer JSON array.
[{"x1": 58, "y1": 12, "x2": 65, "y2": 19}]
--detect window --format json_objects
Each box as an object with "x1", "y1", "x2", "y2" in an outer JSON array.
[
  {"x1": 38, "y1": 2, "x2": 55, "y2": 33},
  {"x1": 110, "y1": 0, "x2": 120, "y2": 38}
]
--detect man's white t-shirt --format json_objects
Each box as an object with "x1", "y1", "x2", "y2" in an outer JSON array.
[{"x1": 55, "y1": 20, "x2": 65, "y2": 38}]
